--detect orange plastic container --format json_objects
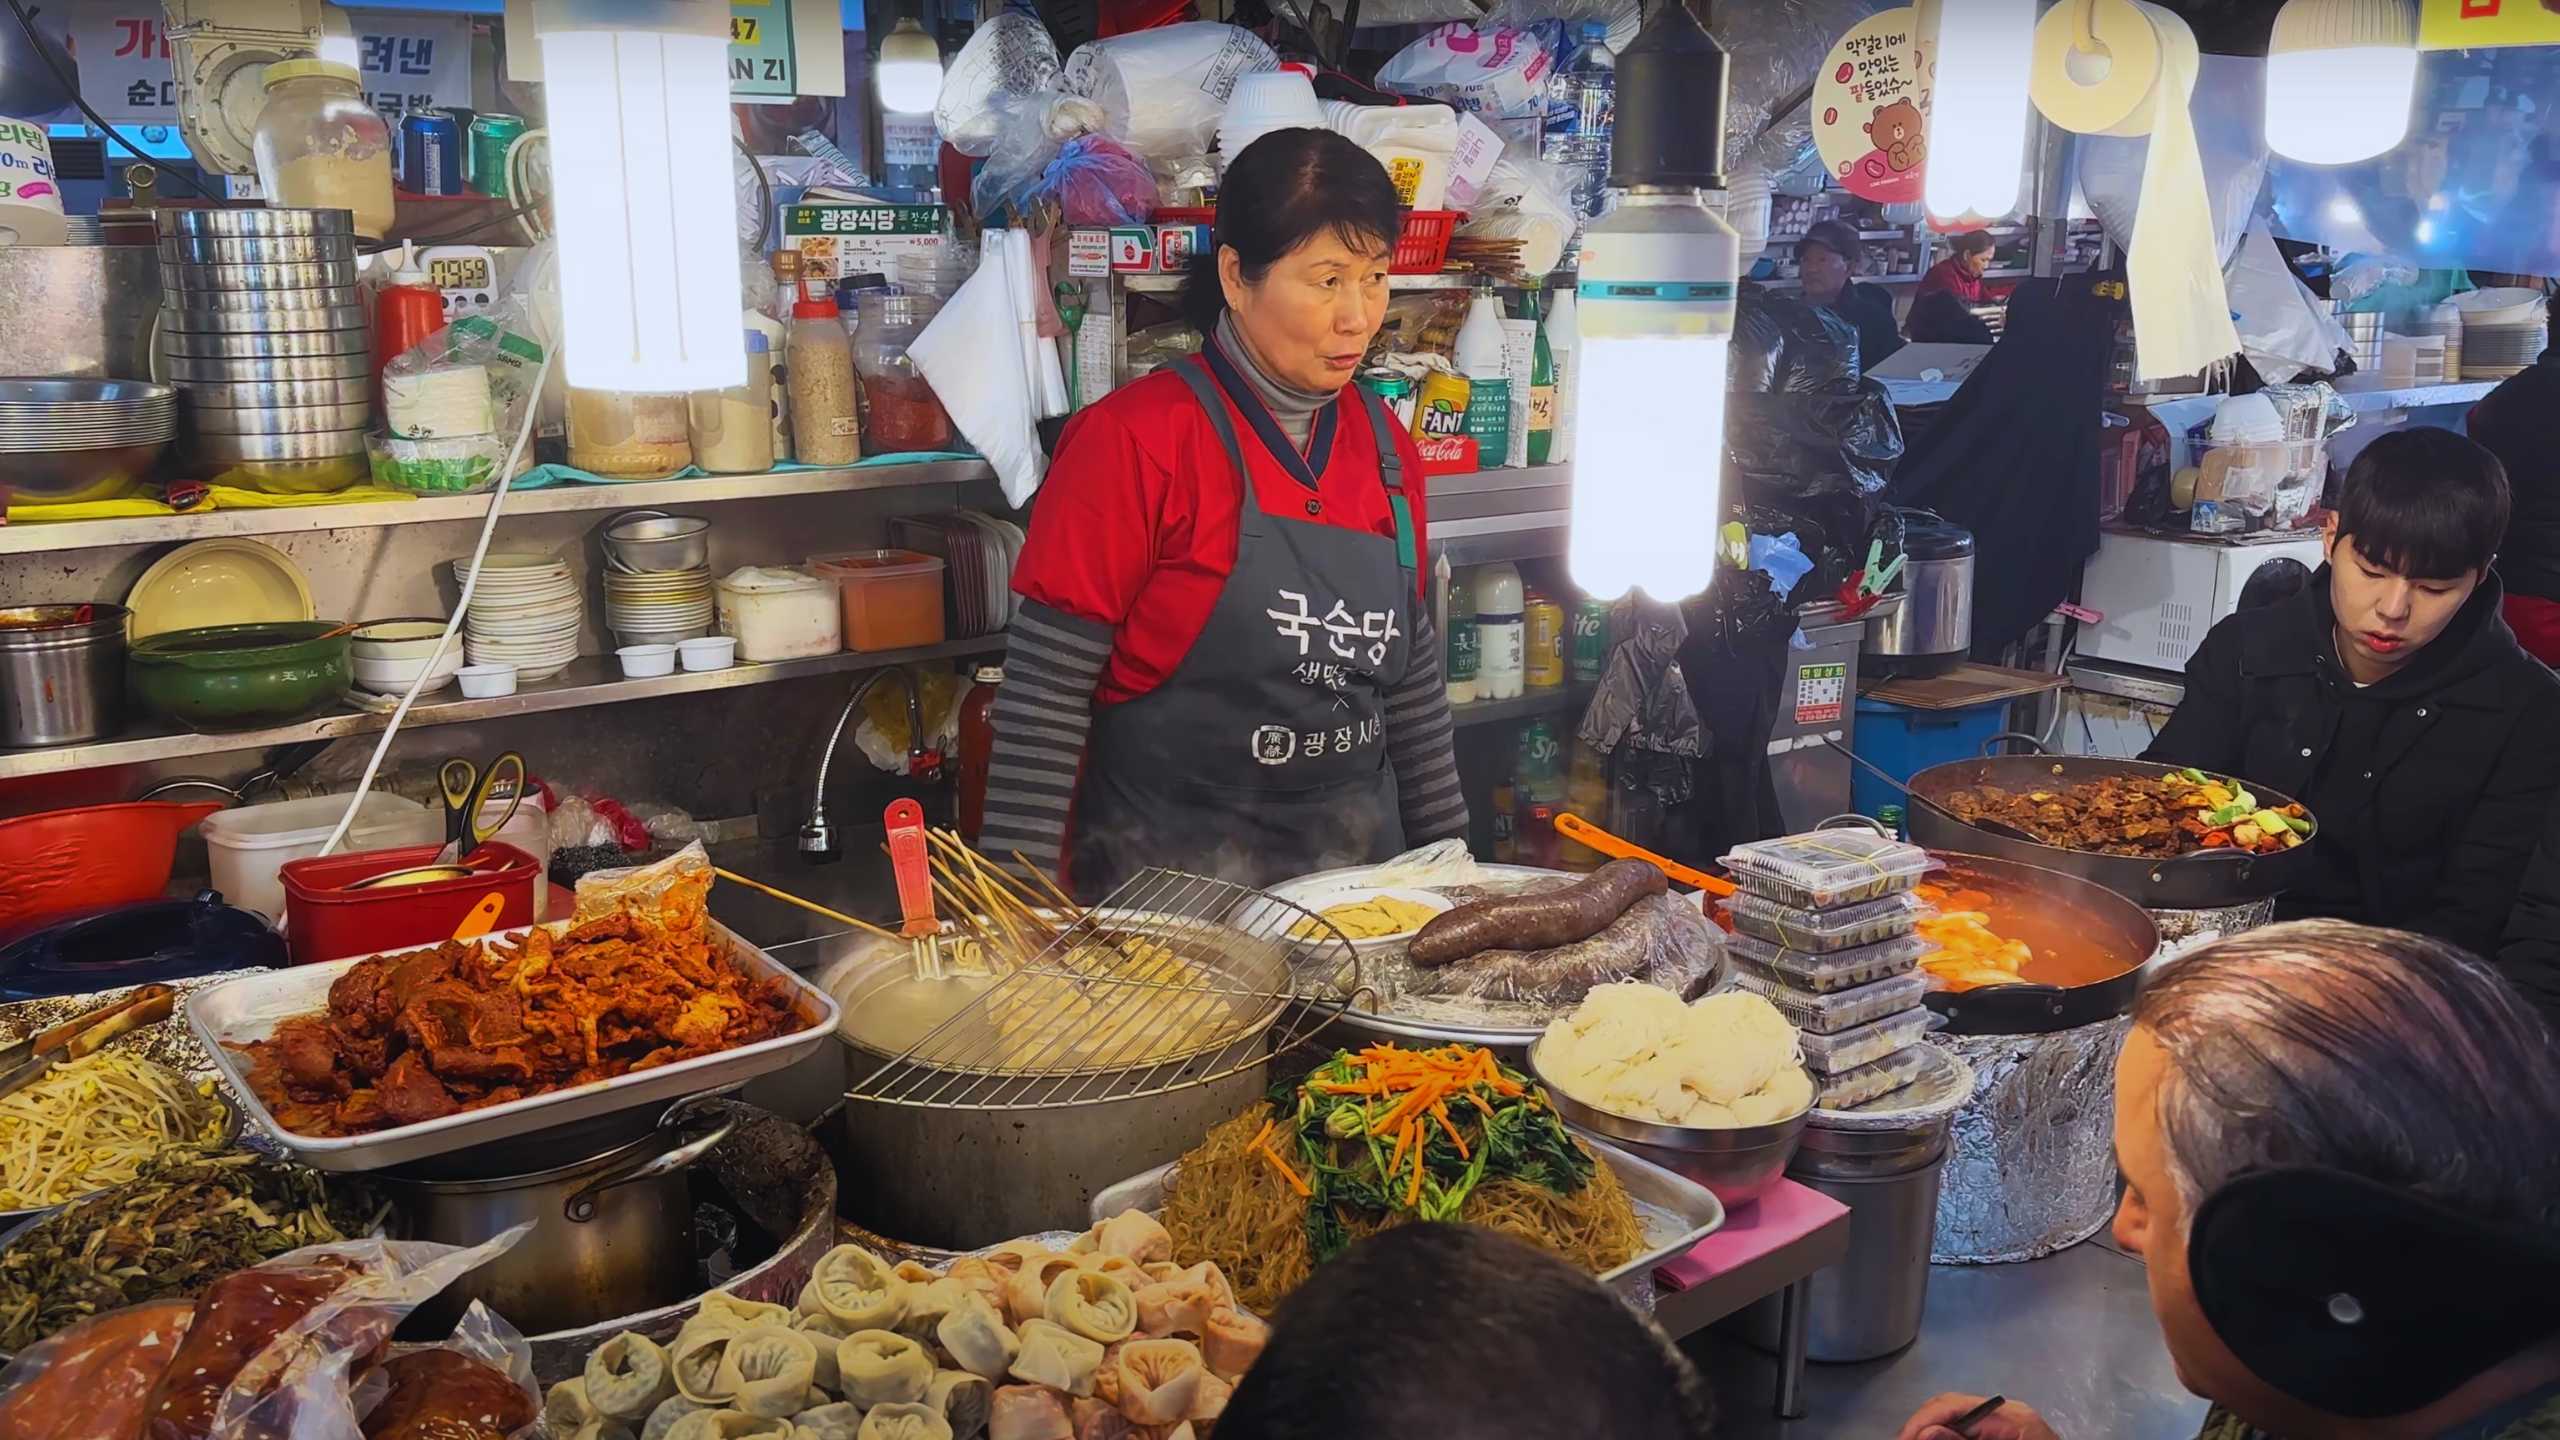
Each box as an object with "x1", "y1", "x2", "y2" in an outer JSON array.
[
  {"x1": 808, "y1": 549, "x2": 947, "y2": 652},
  {"x1": 0, "y1": 800, "x2": 223, "y2": 930}
]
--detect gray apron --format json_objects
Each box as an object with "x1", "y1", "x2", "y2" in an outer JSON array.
[{"x1": 1074, "y1": 352, "x2": 1418, "y2": 898}]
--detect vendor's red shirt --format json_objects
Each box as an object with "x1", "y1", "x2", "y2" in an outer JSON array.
[
  {"x1": 1914, "y1": 257, "x2": 1987, "y2": 306},
  {"x1": 1012, "y1": 365, "x2": 1432, "y2": 707}
]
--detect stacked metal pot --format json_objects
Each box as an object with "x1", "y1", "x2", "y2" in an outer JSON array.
[{"x1": 158, "y1": 207, "x2": 370, "y2": 492}]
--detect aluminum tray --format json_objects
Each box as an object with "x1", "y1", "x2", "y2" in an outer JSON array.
[
  {"x1": 1092, "y1": 1131, "x2": 1724, "y2": 1314},
  {"x1": 185, "y1": 920, "x2": 840, "y2": 1172}
]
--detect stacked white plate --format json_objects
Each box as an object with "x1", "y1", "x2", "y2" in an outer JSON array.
[
  {"x1": 605, "y1": 565, "x2": 716, "y2": 646},
  {"x1": 455, "y1": 552, "x2": 581, "y2": 681},
  {"x1": 2461, "y1": 321, "x2": 2546, "y2": 380}
]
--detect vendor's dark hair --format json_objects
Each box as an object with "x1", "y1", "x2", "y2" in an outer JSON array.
[
  {"x1": 2333, "y1": 428, "x2": 2509, "y2": 580},
  {"x1": 1177, "y1": 127, "x2": 1403, "y2": 334},
  {"x1": 1947, "y1": 228, "x2": 1998, "y2": 257},
  {"x1": 1217, "y1": 1224, "x2": 1716, "y2": 1440}
]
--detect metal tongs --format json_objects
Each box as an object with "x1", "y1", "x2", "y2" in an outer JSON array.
[{"x1": 0, "y1": 983, "x2": 177, "y2": 1102}]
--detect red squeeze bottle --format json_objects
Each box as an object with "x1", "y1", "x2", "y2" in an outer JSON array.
[
  {"x1": 375, "y1": 240, "x2": 446, "y2": 411},
  {"x1": 957, "y1": 664, "x2": 1002, "y2": 843}
]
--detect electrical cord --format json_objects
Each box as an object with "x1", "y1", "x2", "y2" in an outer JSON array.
[{"x1": 5, "y1": 0, "x2": 213, "y2": 198}]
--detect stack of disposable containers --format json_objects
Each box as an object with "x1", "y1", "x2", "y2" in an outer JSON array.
[{"x1": 1718, "y1": 830, "x2": 1939, "y2": 1110}]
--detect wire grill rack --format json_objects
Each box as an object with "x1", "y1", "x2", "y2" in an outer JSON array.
[{"x1": 843, "y1": 867, "x2": 1360, "y2": 1111}]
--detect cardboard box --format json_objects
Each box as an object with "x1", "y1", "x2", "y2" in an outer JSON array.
[{"x1": 779, "y1": 202, "x2": 947, "y2": 281}]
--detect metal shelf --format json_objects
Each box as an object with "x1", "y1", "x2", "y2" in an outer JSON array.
[
  {"x1": 1449, "y1": 682, "x2": 1595, "y2": 730},
  {"x1": 0, "y1": 458, "x2": 996, "y2": 556},
  {"x1": 1120, "y1": 272, "x2": 1476, "y2": 294},
  {"x1": 0, "y1": 633, "x2": 1008, "y2": 780}
]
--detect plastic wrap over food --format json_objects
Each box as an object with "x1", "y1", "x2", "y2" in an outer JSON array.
[
  {"x1": 2146, "y1": 897, "x2": 2276, "y2": 947},
  {"x1": 935, "y1": 12, "x2": 1061, "y2": 157},
  {"x1": 1374, "y1": 881, "x2": 1725, "y2": 1030},
  {"x1": 353, "y1": 1302, "x2": 539, "y2": 1440},
  {"x1": 1359, "y1": 839, "x2": 1488, "y2": 890},
  {"x1": 572, "y1": 840, "x2": 712, "y2": 924},
  {"x1": 1810, "y1": 1039, "x2": 1975, "y2": 1132},
  {"x1": 1932, "y1": 1019, "x2": 2129, "y2": 1265},
  {"x1": 1061, "y1": 23, "x2": 1276, "y2": 162}
]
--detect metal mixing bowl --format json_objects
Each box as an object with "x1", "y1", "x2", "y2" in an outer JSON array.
[
  {"x1": 1528, "y1": 1039, "x2": 1812, "y2": 1206},
  {"x1": 0, "y1": 379, "x2": 177, "y2": 503},
  {"x1": 603, "y1": 512, "x2": 713, "y2": 573}
]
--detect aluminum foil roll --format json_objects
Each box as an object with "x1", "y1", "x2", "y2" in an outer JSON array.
[
  {"x1": 2148, "y1": 898, "x2": 2277, "y2": 945},
  {"x1": 1931, "y1": 1017, "x2": 2132, "y2": 1265}
]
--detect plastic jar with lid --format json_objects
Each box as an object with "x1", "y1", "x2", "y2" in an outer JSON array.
[
  {"x1": 789, "y1": 292, "x2": 862, "y2": 466},
  {"x1": 688, "y1": 331, "x2": 777, "y2": 474},
  {"x1": 852, "y1": 290, "x2": 955, "y2": 455},
  {"x1": 567, "y1": 387, "x2": 692, "y2": 478},
  {"x1": 714, "y1": 565, "x2": 842, "y2": 660},
  {"x1": 251, "y1": 60, "x2": 395, "y2": 241}
]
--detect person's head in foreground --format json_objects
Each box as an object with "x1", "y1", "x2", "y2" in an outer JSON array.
[
  {"x1": 1181, "y1": 126, "x2": 1402, "y2": 396},
  {"x1": 2322, "y1": 427, "x2": 2509, "y2": 684},
  {"x1": 1216, "y1": 1222, "x2": 1715, "y2": 1440},
  {"x1": 1903, "y1": 920, "x2": 2560, "y2": 1440}
]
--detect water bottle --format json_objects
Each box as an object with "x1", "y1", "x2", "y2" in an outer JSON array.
[{"x1": 1541, "y1": 21, "x2": 1616, "y2": 219}]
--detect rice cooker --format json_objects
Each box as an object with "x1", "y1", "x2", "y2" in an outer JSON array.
[{"x1": 1863, "y1": 516, "x2": 1974, "y2": 677}]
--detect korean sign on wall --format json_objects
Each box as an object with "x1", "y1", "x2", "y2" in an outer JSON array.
[
  {"x1": 2419, "y1": 0, "x2": 2560, "y2": 50},
  {"x1": 66, "y1": 9, "x2": 470, "y2": 130}
]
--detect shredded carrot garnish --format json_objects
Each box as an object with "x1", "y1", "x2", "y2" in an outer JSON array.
[{"x1": 1257, "y1": 1138, "x2": 1311, "y2": 1197}]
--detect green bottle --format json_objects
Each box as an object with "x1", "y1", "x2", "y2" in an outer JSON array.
[{"x1": 1526, "y1": 287, "x2": 1556, "y2": 467}]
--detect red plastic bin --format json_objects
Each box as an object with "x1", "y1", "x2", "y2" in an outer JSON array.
[
  {"x1": 278, "y1": 841, "x2": 540, "y2": 966},
  {"x1": 1147, "y1": 208, "x2": 1462, "y2": 274}
]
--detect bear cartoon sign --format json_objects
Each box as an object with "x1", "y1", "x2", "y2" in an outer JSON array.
[{"x1": 1813, "y1": 7, "x2": 1929, "y2": 205}]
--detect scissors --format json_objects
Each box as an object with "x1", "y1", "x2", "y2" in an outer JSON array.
[{"x1": 434, "y1": 752, "x2": 527, "y2": 866}]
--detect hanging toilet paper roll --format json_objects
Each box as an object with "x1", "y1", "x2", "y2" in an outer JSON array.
[
  {"x1": 2029, "y1": 0, "x2": 2239, "y2": 380},
  {"x1": 0, "y1": 115, "x2": 67, "y2": 247}
]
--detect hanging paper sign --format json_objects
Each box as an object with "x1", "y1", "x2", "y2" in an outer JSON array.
[
  {"x1": 65, "y1": 10, "x2": 178, "y2": 128},
  {"x1": 729, "y1": 0, "x2": 798, "y2": 99},
  {"x1": 1812, "y1": 7, "x2": 1928, "y2": 204},
  {"x1": 345, "y1": 11, "x2": 474, "y2": 120},
  {"x1": 2418, "y1": 0, "x2": 2560, "y2": 50}
]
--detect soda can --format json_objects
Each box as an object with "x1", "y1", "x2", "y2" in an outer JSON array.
[
  {"x1": 468, "y1": 113, "x2": 527, "y2": 199},
  {"x1": 1570, "y1": 597, "x2": 1612, "y2": 682},
  {"x1": 1524, "y1": 591, "x2": 1566, "y2": 690},
  {"x1": 399, "y1": 109, "x2": 463, "y2": 196}
]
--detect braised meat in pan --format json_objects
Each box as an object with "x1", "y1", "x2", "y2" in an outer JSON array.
[
  {"x1": 1941, "y1": 767, "x2": 2312, "y2": 859},
  {"x1": 235, "y1": 875, "x2": 801, "y2": 1137}
]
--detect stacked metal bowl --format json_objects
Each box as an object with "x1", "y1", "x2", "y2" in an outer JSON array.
[
  {"x1": 158, "y1": 207, "x2": 371, "y2": 493},
  {"x1": 0, "y1": 378, "x2": 178, "y2": 505}
]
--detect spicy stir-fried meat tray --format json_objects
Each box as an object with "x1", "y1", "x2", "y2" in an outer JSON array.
[
  {"x1": 234, "y1": 873, "x2": 801, "y2": 1137},
  {"x1": 1939, "y1": 766, "x2": 2313, "y2": 859}
]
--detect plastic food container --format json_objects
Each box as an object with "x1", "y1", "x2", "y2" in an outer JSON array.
[
  {"x1": 808, "y1": 549, "x2": 946, "y2": 652},
  {"x1": 278, "y1": 841, "x2": 540, "y2": 966},
  {"x1": 201, "y1": 792, "x2": 442, "y2": 922},
  {"x1": 714, "y1": 565, "x2": 841, "y2": 661},
  {"x1": 1813, "y1": 1045, "x2": 1934, "y2": 1110},
  {"x1": 1720, "y1": 831, "x2": 1934, "y2": 909},
  {"x1": 678, "y1": 635, "x2": 737, "y2": 671},
  {"x1": 1798, "y1": 1008, "x2": 1934, "y2": 1076},
  {"x1": 1727, "y1": 930, "x2": 1931, "y2": 994},
  {"x1": 1732, "y1": 968, "x2": 1928, "y2": 1037},
  {"x1": 1726, "y1": 889, "x2": 1927, "y2": 953},
  {"x1": 615, "y1": 644, "x2": 676, "y2": 678},
  {"x1": 456, "y1": 663, "x2": 517, "y2": 697}
]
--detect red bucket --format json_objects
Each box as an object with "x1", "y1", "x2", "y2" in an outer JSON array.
[{"x1": 278, "y1": 841, "x2": 539, "y2": 966}]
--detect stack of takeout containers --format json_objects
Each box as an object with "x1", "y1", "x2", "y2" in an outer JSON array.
[
  {"x1": 1719, "y1": 830, "x2": 1938, "y2": 1110},
  {"x1": 157, "y1": 207, "x2": 371, "y2": 493}
]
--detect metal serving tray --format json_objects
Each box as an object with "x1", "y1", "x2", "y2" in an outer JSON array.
[
  {"x1": 1092, "y1": 1131, "x2": 1725, "y2": 1312},
  {"x1": 185, "y1": 920, "x2": 840, "y2": 1172}
]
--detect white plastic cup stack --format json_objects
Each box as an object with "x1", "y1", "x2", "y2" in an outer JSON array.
[{"x1": 1217, "y1": 70, "x2": 1325, "y2": 170}]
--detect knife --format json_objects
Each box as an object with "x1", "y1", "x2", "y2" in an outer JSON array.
[{"x1": 0, "y1": 984, "x2": 178, "y2": 1102}]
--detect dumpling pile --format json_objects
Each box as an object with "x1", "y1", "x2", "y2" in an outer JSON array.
[
  {"x1": 548, "y1": 1210, "x2": 1268, "y2": 1440},
  {"x1": 1538, "y1": 983, "x2": 1814, "y2": 1128}
]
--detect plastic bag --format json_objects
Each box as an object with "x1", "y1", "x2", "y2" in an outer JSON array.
[
  {"x1": 372, "y1": 300, "x2": 549, "y2": 495},
  {"x1": 853, "y1": 664, "x2": 965, "y2": 773},
  {"x1": 1578, "y1": 593, "x2": 1705, "y2": 762},
  {"x1": 936, "y1": 12, "x2": 1062, "y2": 158},
  {"x1": 572, "y1": 840, "x2": 711, "y2": 924},
  {"x1": 1060, "y1": 23, "x2": 1276, "y2": 162},
  {"x1": 1358, "y1": 839, "x2": 1487, "y2": 889},
  {"x1": 357, "y1": 1302, "x2": 539, "y2": 1440},
  {"x1": 970, "y1": 89, "x2": 1118, "y2": 222},
  {"x1": 2226, "y1": 225, "x2": 2349, "y2": 384},
  {"x1": 1456, "y1": 153, "x2": 1580, "y2": 278},
  {"x1": 1397, "y1": 888, "x2": 1726, "y2": 1007},
  {"x1": 2076, "y1": 52, "x2": 2269, "y2": 274},
  {"x1": 1484, "y1": 0, "x2": 1639, "y2": 53},
  {"x1": 1375, "y1": 22, "x2": 1555, "y2": 146},
  {"x1": 0, "y1": 1299, "x2": 195, "y2": 1439},
  {"x1": 1045, "y1": 135, "x2": 1159, "y2": 226}
]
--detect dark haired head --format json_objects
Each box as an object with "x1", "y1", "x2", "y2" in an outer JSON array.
[
  {"x1": 1946, "y1": 228, "x2": 1998, "y2": 258},
  {"x1": 1797, "y1": 219, "x2": 1863, "y2": 269},
  {"x1": 2333, "y1": 428, "x2": 2509, "y2": 580},
  {"x1": 1905, "y1": 289, "x2": 1994, "y2": 345},
  {"x1": 1177, "y1": 128, "x2": 1403, "y2": 336},
  {"x1": 1216, "y1": 1224, "x2": 1716, "y2": 1440}
]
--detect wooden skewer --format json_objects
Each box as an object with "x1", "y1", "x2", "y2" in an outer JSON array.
[
  {"x1": 1011, "y1": 851, "x2": 1086, "y2": 920},
  {"x1": 711, "y1": 867, "x2": 899, "y2": 939},
  {"x1": 935, "y1": 829, "x2": 1053, "y2": 912}
]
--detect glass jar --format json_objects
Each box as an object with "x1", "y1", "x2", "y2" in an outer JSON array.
[
  {"x1": 853, "y1": 291, "x2": 955, "y2": 455},
  {"x1": 250, "y1": 60, "x2": 395, "y2": 241},
  {"x1": 567, "y1": 387, "x2": 692, "y2": 478}
]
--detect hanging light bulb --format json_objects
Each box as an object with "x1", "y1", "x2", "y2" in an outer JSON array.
[
  {"x1": 2265, "y1": 0, "x2": 2417, "y2": 165},
  {"x1": 876, "y1": 16, "x2": 944, "y2": 116},
  {"x1": 536, "y1": 0, "x2": 744, "y2": 393},
  {"x1": 1920, "y1": 0, "x2": 2037, "y2": 223},
  {"x1": 1566, "y1": 3, "x2": 1735, "y2": 604}
]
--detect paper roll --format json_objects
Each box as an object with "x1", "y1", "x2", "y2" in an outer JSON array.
[{"x1": 2030, "y1": 0, "x2": 2240, "y2": 380}]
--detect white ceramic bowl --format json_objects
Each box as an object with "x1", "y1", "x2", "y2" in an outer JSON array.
[
  {"x1": 455, "y1": 663, "x2": 518, "y2": 698},
  {"x1": 350, "y1": 618, "x2": 458, "y2": 660},
  {"x1": 351, "y1": 648, "x2": 466, "y2": 695},
  {"x1": 677, "y1": 635, "x2": 738, "y2": 671},
  {"x1": 616, "y1": 644, "x2": 677, "y2": 678}
]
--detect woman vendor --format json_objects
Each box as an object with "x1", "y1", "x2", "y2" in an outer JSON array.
[{"x1": 980, "y1": 129, "x2": 1466, "y2": 897}]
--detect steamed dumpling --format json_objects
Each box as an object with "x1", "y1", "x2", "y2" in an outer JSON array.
[
  {"x1": 895, "y1": 1260, "x2": 940, "y2": 1285},
  {"x1": 790, "y1": 1402, "x2": 865, "y2": 1440},
  {"x1": 927, "y1": 1369, "x2": 993, "y2": 1440},
  {"x1": 902, "y1": 1277, "x2": 976, "y2": 1342},
  {"x1": 944, "y1": 1256, "x2": 1010, "y2": 1310},
  {"x1": 838, "y1": 1328, "x2": 934, "y2": 1408},
  {"x1": 1110, "y1": 1339, "x2": 1204, "y2": 1425},
  {"x1": 1131, "y1": 1268, "x2": 1223, "y2": 1341},
  {"x1": 937, "y1": 1293, "x2": 1021, "y2": 1382},
  {"x1": 1079, "y1": 1254, "x2": 1149, "y2": 1289},
  {"x1": 672, "y1": 1323, "x2": 743, "y2": 1405},
  {"x1": 549, "y1": 1379, "x2": 636, "y2": 1439},
  {"x1": 664, "y1": 1412, "x2": 793, "y2": 1440},
  {"x1": 806, "y1": 1244, "x2": 910, "y2": 1330},
  {"x1": 1185, "y1": 1371, "x2": 1232, "y2": 1426},
  {"x1": 988, "y1": 1386, "x2": 1072, "y2": 1440},
  {"x1": 1068, "y1": 1398, "x2": 1132, "y2": 1440},
  {"x1": 1004, "y1": 1253, "x2": 1085, "y2": 1327},
  {"x1": 1201, "y1": 1306, "x2": 1266, "y2": 1383},
  {"x1": 1009, "y1": 1319, "x2": 1105, "y2": 1397},
  {"x1": 588, "y1": 1332, "x2": 679, "y2": 1420},
  {"x1": 857, "y1": 1402, "x2": 955, "y2": 1440},
  {"x1": 1043, "y1": 1268, "x2": 1137, "y2": 1345},
  {"x1": 714, "y1": 1324, "x2": 820, "y2": 1419},
  {"x1": 643, "y1": 1395, "x2": 714, "y2": 1440},
  {"x1": 698, "y1": 1290, "x2": 794, "y2": 1332},
  {"x1": 1093, "y1": 1211, "x2": 1170, "y2": 1265},
  {"x1": 796, "y1": 1311, "x2": 856, "y2": 1391}
]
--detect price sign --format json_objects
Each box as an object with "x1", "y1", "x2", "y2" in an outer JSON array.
[
  {"x1": 1794, "y1": 662, "x2": 1847, "y2": 726},
  {"x1": 728, "y1": 0, "x2": 797, "y2": 99}
]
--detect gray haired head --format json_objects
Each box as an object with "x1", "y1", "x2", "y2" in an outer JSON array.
[{"x1": 2132, "y1": 919, "x2": 2560, "y2": 1226}]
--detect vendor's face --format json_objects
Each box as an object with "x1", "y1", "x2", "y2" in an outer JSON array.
[
  {"x1": 2323, "y1": 516, "x2": 2480, "y2": 680},
  {"x1": 1958, "y1": 245, "x2": 1993, "y2": 278},
  {"x1": 1800, "y1": 243, "x2": 1850, "y2": 304},
  {"x1": 1221, "y1": 231, "x2": 1392, "y2": 394}
]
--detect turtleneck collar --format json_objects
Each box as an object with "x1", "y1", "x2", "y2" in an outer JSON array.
[{"x1": 1213, "y1": 312, "x2": 1336, "y2": 450}]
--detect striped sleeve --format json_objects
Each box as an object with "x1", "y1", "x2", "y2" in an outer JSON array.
[
  {"x1": 1386, "y1": 613, "x2": 1469, "y2": 845},
  {"x1": 981, "y1": 601, "x2": 1114, "y2": 878}
]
